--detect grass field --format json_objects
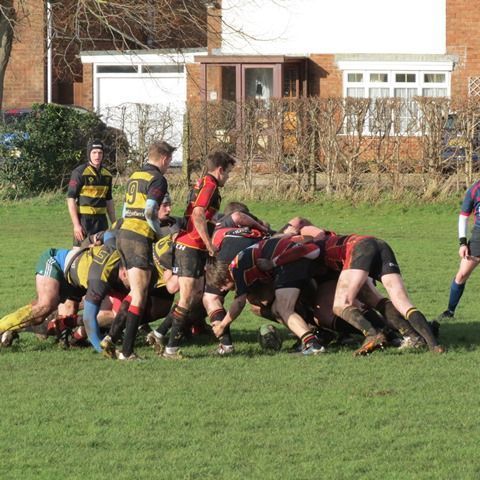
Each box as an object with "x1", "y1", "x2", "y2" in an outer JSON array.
[{"x1": 1, "y1": 194, "x2": 480, "y2": 480}]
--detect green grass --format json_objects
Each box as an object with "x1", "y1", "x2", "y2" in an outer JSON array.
[{"x1": 1, "y1": 195, "x2": 480, "y2": 479}]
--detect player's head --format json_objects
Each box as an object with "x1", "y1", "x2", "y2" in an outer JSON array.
[
  {"x1": 206, "y1": 259, "x2": 233, "y2": 291},
  {"x1": 223, "y1": 201, "x2": 250, "y2": 216},
  {"x1": 87, "y1": 139, "x2": 104, "y2": 168},
  {"x1": 148, "y1": 141, "x2": 176, "y2": 173},
  {"x1": 206, "y1": 151, "x2": 236, "y2": 186},
  {"x1": 158, "y1": 192, "x2": 172, "y2": 219}
]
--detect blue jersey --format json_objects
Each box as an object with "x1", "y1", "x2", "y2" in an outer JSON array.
[{"x1": 460, "y1": 180, "x2": 480, "y2": 228}]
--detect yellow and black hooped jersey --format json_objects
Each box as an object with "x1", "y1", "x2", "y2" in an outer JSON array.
[
  {"x1": 67, "y1": 163, "x2": 113, "y2": 216},
  {"x1": 121, "y1": 164, "x2": 168, "y2": 239},
  {"x1": 67, "y1": 245, "x2": 126, "y2": 306},
  {"x1": 152, "y1": 234, "x2": 174, "y2": 289}
]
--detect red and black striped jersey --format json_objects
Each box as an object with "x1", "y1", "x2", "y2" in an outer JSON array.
[
  {"x1": 230, "y1": 236, "x2": 320, "y2": 296},
  {"x1": 323, "y1": 233, "x2": 372, "y2": 271},
  {"x1": 176, "y1": 174, "x2": 221, "y2": 251}
]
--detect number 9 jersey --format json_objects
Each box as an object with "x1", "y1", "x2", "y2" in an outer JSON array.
[{"x1": 121, "y1": 163, "x2": 169, "y2": 239}]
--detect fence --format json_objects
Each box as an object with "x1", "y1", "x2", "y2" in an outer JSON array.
[{"x1": 100, "y1": 97, "x2": 480, "y2": 200}]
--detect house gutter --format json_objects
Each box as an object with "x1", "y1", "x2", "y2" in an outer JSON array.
[{"x1": 46, "y1": 1, "x2": 53, "y2": 103}]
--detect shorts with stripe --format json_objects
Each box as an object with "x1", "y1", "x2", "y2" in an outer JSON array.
[{"x1": 35, "y1": 249, "x2": 84, "y2": 302}]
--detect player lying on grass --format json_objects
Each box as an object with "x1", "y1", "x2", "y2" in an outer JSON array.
[{"x1": 0, "y1": 244, "x2": 129, "y2": 353}]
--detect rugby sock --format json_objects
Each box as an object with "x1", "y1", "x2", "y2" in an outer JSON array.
[
  {"x1": 0, "y1": 304, "x2": 33, "y2": 332},
  {"x1": 121, "y1": 305, "x2": 142, "y2": 357},
  {"x1": 109, "y1": 296, "x2": 131, "y2": 343},
  {"x1": 447, "y1": 280, "x2": 465, "y2": 314},
  {"x1": 209, "y1": 308, "x2": 232, "y2": 346},
  {"x1": 166, "y1": 305, "x2": 190, "y2": 349},
  {"x1": 155, "y1": 303, "x2": 177, "y2": 336},
  {"x1": 341, "y1": 306, "x2": 377, "y2": 337},
  {"x1": 375, "y1": 299, "x2": 417, "y2": 337},
  {"x1": 300, "y1": 332, "x2": 322, "y2": 349},
  {"x1": 405, "y1": 308, "x2": 438, "y2": 349}
]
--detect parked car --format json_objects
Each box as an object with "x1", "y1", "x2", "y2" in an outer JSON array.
[{"x1": 441, "y1": 113, "x2": 480, "y2": 173}]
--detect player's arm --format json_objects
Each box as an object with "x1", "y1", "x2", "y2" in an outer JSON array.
[
  {"x1": 459, "y1": 187, "x2": 474, "y2": 258},
  {"x1": 192, "y1": 206, "x2": 216, "y2": 256},
  {"x1": 256, "y1": 243, "x2": 320, "y2": 271},
  {"x1": 145, "y1": 199, "x2": 162, "y2": 237},
  {"x1": 106, "y1": 199, "x2": 116, "y2": 224},
  {"x1": 67, "y1": 169, "x2": 84, "y2": 242},
  {"x1": 230, "y1": 211, "x2": 269, "y2": 233},
  {"x1": 212, "y1": 293, "x2": 247, "y2": 338}
]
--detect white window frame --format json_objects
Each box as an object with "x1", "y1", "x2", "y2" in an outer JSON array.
[{"x1": 338, "y1": 59, "x2": 453, "y2": 134}]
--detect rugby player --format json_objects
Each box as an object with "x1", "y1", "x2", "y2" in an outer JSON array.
[
  {"x1": 438, "y1": 180, "x2": 480, "y2": 320},
  {"x1": 67, "y1": 139, "x2": 116, "y2": 247},
  {"x1": 207, "y1": 236, "x2": 325, "y2": 354},
  {"x1": 161, "y1": 151, "x2": 236, "y2": 359},
  {"x1": 115, "y1": 140, "x2": 175, "y2": 360},
  {"x1": 318, "y1": 231, "x2": 444, "y2": 354},
  {"x1": 203, "y1": 202, "x2": 270, "y2": 354}
]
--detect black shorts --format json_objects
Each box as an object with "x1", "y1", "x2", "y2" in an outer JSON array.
[
  {"x1": 204, "y1": 282, "x2": 228, "y2": 297},
  {"x1": 348, "y1": 238, "x2": 401, "y2": 280},
  {"x1": 74, "y1": 215, "x2": 109, "y2": 247},
  {"x1": 469, "y1": 227, "x2": 480, "y2": 257},
  {"x1": 173, "y1": 244, "x2": 207, "y2": 279},
  {"x1": 116, "y1": 230, "x2": 153, "y2": 270},
  {"x1": 274, "y1": 258, "x2": 311, "y2": 290}
]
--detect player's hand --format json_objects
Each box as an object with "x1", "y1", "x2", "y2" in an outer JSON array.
[
  {"x1": 459, "y1": 245, "x2": 469, "y2": 259},
  {"x1": 256, "y1": 258, "x2": 274, "y2": 271},
  {"x1": 207, "y1": 244, "x2": 218, "y2": 257},
  {"x1": 212, "y1": 321, "x2": 225, "y2": 338},
  {"x1": 73, "y1": 225, "x2": 85, "y2": 242}
]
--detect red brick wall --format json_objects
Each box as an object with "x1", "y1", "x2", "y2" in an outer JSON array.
[
  {"x1": 73, "y1": 63, "x2": 93, "y2": 109},
  {"x1": 447, "y1": 0, "x2": 480, "y2": 99},
  {"x1": 3, "y1": 0, "x2": 45, "y2": 109},
  {"x1": 308, "y1": 54, "x2": 342, "y2": 98}
]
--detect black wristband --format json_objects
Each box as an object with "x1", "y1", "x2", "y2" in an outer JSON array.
[{"x1": 459, "y1": 237, "x2": 467, "y2": 246}]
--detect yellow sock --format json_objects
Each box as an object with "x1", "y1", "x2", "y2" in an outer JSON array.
[{"x1": 0, "y1": 304, "x2": 33, "y2": 332}]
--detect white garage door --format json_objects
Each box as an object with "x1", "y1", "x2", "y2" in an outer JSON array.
[{"x1": 97, "y1": 73, "x2": 186, "y2": 165}]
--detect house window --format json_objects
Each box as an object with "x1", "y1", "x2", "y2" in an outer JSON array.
[
  {"x1": 142, "y1": 65, "x2": 184, "y2": 74},
  {"x1": 370, "y1": 73, "x2": 388, "y2": 83},
  {"x1": 347, "y1": 73, "x2": 363, "y2": 82},
  {"x1": 343, "y1": 67, "x2": 450, "y2": 133},
  {"x1": 97, "y1": 65, "x2": 138, "y2": 73},
  {"x1": 395, "y1": 73, "x2": 416, "y2": 83}
]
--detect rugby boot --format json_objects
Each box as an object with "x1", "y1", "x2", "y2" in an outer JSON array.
[
  {"x1": 215, "y1": 344, "x2": 234, "y2": 355},
  {"x1": 117, "y1": 351, "x2": 143, "y2": 361},
  {"x1": 146, "y1": 331, "x2": 166, "y2": 355},
  {"x1": 0, "y1": 331, "x2": 19, "y2": 347},
  {"x1": 302, "y1": 343, "x2": 326, "y2": 355},
  {"x1": 100, "y1": 335, "x2": 117, "y2": 359},
  {"x1": 398, "y1": 335, "x2": 426, "y2": 351},
  {"x1": 431, "y1": 344, "x2": 446, "y2": 354},
  {"x1": 354, "y1": 332, "x2": 387, "y2": 356},
  {"x1": 162, "y1": 347, "x2": 184, "y2": 360},
  {"x1": 436, "y1": 310, "x2": 454, "y2": 321}
]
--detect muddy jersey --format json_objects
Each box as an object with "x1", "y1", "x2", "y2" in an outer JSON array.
[
  {"x1": 67, "y1": 245, "x2": 127, "y2": 305},
  {"x1": 175, "y1": 174, "x2": 221, "y2": 251},
  {"x1": 121, "y1": 163, "x2": 168, "y2": 239},
  {"x1": 322, "y1": 233, "x2": 374, "y2": 271}
]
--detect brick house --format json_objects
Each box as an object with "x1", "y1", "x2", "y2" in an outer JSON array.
[{"x1": 2, "y1": 0, "x2": 480, "y2": 164}]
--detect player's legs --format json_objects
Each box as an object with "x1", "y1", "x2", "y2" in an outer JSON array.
[
  {"x1": 332, "y1": 269, "x2": 386, "y2": 355},
  {"x1": 441, "y1": 257, "x2": 480, "y2": 318},
  {"x1": 380, "y1": 272, "x2": 442, "y2": 351}
]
